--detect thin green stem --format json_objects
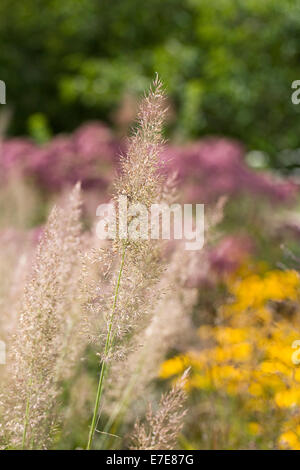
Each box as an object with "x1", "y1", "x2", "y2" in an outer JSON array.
[{"x1": 86, "y1": 245, "x2": 126, "y2": 450}]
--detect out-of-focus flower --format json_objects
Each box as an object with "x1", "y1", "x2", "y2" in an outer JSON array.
[
  {"x1": 248, "y1": 422, "x2": 262, "y2": 436},
  {"x1": 1, "y1": 125, "x2": 298, "y2": 205},
  {"x1": 162, "y1": 138, "x2": 298, "y2": 203},
  {"x1": 209, "y1": 235, "x2": 254, "y2": 277},
  {"x1": 0, "y1": 123, "x2": 119, "y2": 192},
  {"x1": 279, "y1": 429, "x2": 300, "y2": 450},
  {"x1": 160, "y1": 264, "x2": 300, "y2": 449}
]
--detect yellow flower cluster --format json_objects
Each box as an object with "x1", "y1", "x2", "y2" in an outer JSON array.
[{"x1": 160, "y1": 267, "x2": 300, "y2": 449}]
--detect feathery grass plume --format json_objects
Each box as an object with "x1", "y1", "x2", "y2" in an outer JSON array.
[
  {"x1": 100, "y1": 209, "x2": 224, "y2": 451},
  {"x1": 85, "y1": 77, "x2": 169, "y2": 449},
  {"x1": 0, "y1": 183, "x2": 83, "y2": 449},
  {"x1": 130, "y1": 370, "x2": 189, "y2": 450},
  {"x1": 101, "y1": 247, "x2": 196, "y2": 438},
  {"x1": 101, "y1": 197, "x2": 226, "y2": 446}
]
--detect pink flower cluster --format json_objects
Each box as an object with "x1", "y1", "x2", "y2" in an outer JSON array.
[
  {"x1": 162, "y1": 139, "x2": 298, "y2": 203},
  {"x1": 0, "y1": 122, "x2": 298, "y2": 203},
  {"x1": 0, "y1": 123, "x2": 119, "y2": 192}
]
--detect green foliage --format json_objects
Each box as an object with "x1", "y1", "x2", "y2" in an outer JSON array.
[{"x1": 1, "y1": 0, "x2": 300, "y2": 165}]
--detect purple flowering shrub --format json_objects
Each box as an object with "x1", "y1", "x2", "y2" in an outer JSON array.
[
  {"x1": 0, "y1": 123, "x2": 119, "y2": 193},
  {"x1": 0, "y1": 121, "x2": 298, "y2": 287},
  {"x1": 162, "y1": 138, "x2": 298, "y2": 204},
  {"x1": 0, "y1": 122, "x2": 297, "y2": 203}
]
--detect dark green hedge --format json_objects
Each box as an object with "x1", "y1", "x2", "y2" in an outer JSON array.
[{"x1": 1, "y1": 0, "x2": 300, "y2": 166}]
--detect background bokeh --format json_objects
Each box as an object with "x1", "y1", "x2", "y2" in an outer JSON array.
[
  {"x1": 1, "y1": 0, "x2": 300, "y2": 171},
  {"x1": 1, "y1": 0, "x2": 300, "y2": 451}
]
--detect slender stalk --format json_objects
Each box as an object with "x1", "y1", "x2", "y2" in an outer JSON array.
[{"x1": 86, "y1": 245, "x2": 126, "y2": 450}]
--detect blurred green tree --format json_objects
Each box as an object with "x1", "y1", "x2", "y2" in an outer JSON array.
[{"x1": 1, "y1": 0, "x2": 300, "y2": 167}]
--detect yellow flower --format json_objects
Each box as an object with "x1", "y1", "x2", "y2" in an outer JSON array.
[
  {"x1": 231, "y1": 342, "x2": 252, "y2": 361},
  {"x1": 275, "y1": 389, "x2": 300, "y2": 408},
  {"x1": 159, "y1": 355, "x2": 190, "y2": 379},
  {"x1": 248, "y1": 422, "x2": 261, "y2": 436},
  {"x1": 260, "y1": 361, "x2": 290, "y2": 376},
  {"x1": 159, "y1": 263, "x2": 300, "y2": 447},
  {"x1": 187, "y1": 373, "x2": 211, "y2": 391},
  {"x1": 266, "y1": 344, "x2": 295, "y2": 367},
  {"x1": 249, "y1": 382, "x2": 263, "y2": 397},
  {"x1": 212, "y1": 342, "x2": 251, "y2": 363},
  {"x1": 214, "y1": 327, "x2": 248, "y2": 344},
  {"x1": 279, "y1": 431, "x2": 300, "y2": 450},
  {"x1": 293, "y1": 368, "x2": 300, "y2": 383},
  {"x1": 227, "y1": 269, "x2": 299, "y2": 313},
  {"x1": 211, "y1": 364, "x2": 245, "y2": 384}
]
